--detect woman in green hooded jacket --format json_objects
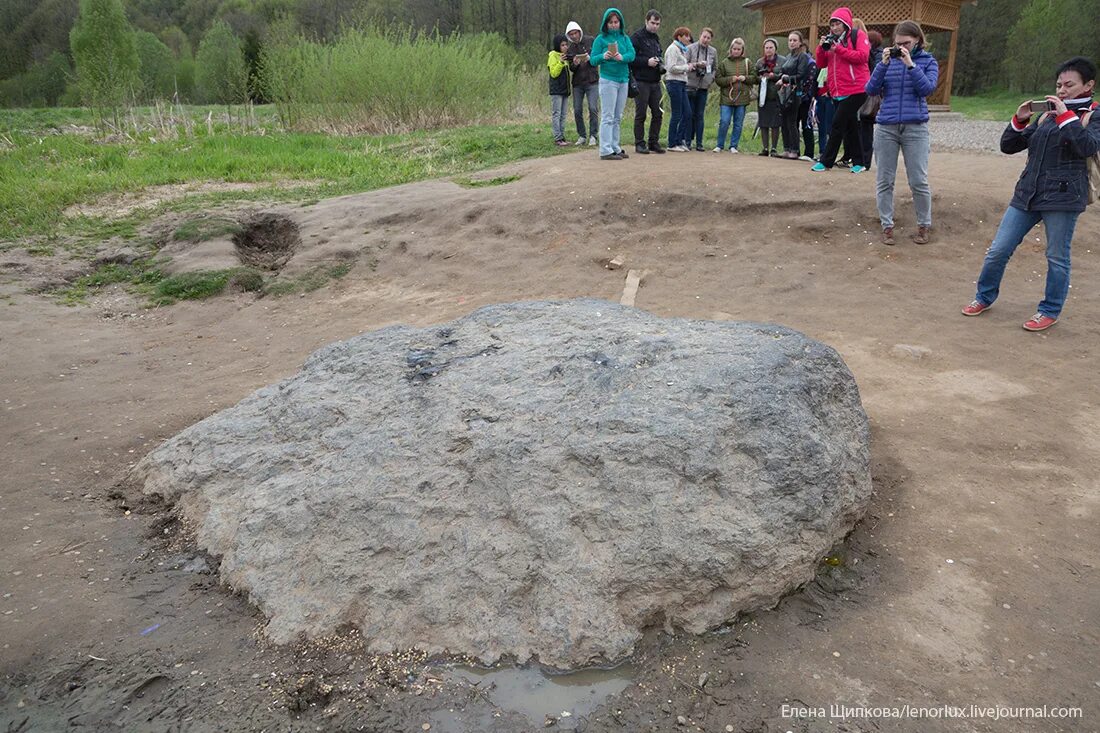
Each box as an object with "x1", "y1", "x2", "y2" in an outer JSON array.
[{"x1": 590, "y1": 8, "x2": 636, "y2": 160}]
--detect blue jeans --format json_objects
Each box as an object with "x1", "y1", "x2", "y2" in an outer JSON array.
[
  {"x1": 550, "y1": 94, "x2": 568, "y2": 141},
  {"x1": 687, "y1": 87, "x2": 709, "y2": 148},
  {"x1": 598, "y1": 78, "x2": 629, "y2": 156},
  {"x1": 717, "y1": 104, "x2": 747, "y2": 150},
  {"x1": 975, "y1": 205, "x2": 1077, "y2": 319},
  {"x1": 874, "y1": 123, "x2": 931, "y2": 229},
  {"x1": 816, "y1": 95, "x2": 835, "y2": 156},
  {"x1": 665, "y1": 79, "x2": 690, "y2": 148}
]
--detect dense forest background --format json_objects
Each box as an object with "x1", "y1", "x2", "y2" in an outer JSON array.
[{"x1": 2, "y1": 0, "x2": 1100, "y2": 108}]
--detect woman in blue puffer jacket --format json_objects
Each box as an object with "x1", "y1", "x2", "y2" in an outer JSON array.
[{"x1": 864, "y1": 20, "x2": 938, "y2": 245}]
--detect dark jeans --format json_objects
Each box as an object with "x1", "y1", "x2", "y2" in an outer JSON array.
[
  {"x1": 780, "y1": 95, "x2": 802, "y2": 153},
  {"x1": 819, "y1": 93, "x2": 866, "y2": 168},
  {"x1": 572, "y1": 83, "x2": 599, "y2": 139},
  {"x1": 633, "y1": 80, "x2": 664, "y2": 145},
  {"x1": 687, "y1": 87, "x2": 709, "y2": 148},
  {"x1": 665, "y1": 79, "x2": 690, "y2": 148}
]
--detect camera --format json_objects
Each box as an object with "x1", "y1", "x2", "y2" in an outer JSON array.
[
  {"x1": 821, "y1": 34, "x2": 839, "y2": 50},
  {"x1": 1028, "y1": 100, "x2": 1054, "y2": 114},
  {"x1": 889, "y1": 46, "x2": 902, "y2": 58},
  {"x1": 781, "y1": 74, "x2": 792, "y2": 85}
]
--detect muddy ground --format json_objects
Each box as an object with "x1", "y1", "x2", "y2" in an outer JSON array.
[{"x1": 1, "y1": 149, "x2": 1099, "y2": 733}]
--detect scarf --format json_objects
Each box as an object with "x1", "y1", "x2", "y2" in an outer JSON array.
[
  {"x1": 675, "y1": 40, "x2": 688, "y2": 53},
  {"x1": 1066, "y1": 96, "x2": 1095, "y2": 114}
]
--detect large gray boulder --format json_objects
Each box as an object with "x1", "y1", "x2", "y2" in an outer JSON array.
[{"x1": 134, "y1": 299, "x2": 871, "y2": 669}]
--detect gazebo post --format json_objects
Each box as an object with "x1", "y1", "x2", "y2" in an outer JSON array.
[
  {"x1": 942, "y1": 29, "x2": 959, "y2": 108},
  {"x1": 809, "y1": 0, "x2": 820, "y2": 43}
]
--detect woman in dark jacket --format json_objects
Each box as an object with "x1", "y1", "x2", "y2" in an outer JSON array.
[
  {"x1": 961, "y1": 56, "x2": 1100, "y2": 331},
  {"x1": 754, "y1": 38, "x2": 784, "y2": 156},
  {"x1": 857, "y1": 29, "x2": 883, "y2": 169},
  {"x1": 864, "y1": 20, "x2": 938, "y2": 245},
  {"x1": 777, "y1": 31, "x2": 811, "y2": 159}
]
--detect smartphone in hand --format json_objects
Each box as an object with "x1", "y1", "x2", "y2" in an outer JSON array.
[{"x1": 1027, "y1": 100, "x2": 1054, "y2": 114}]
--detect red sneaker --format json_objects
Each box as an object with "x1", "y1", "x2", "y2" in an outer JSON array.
[
  {"x1": 961, "y1": 300, "x2": 991, "y2": 317},
  {"x1": 1022, "y1": 313, "x2": 1057, "y2": 331}
]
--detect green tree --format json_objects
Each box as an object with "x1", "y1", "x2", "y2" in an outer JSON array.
[
  {"x1": 1003, "y1": 0, "x2": 1093, "y2": 92},
  {"x1": 70, "y1": 0, "x2": 139, "y2": 125},
  {"x1": 135, "y1": 30, "x2": 176, "y2": 101},
  {"x1": 195, "y1": 19, "x2": 248, "y2": 107}
]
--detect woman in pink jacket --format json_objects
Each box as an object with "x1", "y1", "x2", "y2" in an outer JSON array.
[{"x1": 810, "y1": 6, "x2": 871, "y2": 172}]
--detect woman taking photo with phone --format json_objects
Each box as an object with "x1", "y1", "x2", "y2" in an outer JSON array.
[
  {"x1": 961, "y1": 56, "x2": 1100, "y2": 331},
  {"x1": 754, "y1": 38, "x2": 784, "y2": 156},
  {"x1": 864, "y1": 20, "x2": 939, "y2": 245}
]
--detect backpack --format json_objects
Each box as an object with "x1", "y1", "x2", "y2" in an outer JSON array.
[{"x1": 1082, "y1": 111, "x2": 1100, "y2": 205}]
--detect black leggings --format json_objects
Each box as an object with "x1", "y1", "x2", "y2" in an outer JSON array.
[{"x1": 819, "y1": 93, "x2": 866, "y2": 168}]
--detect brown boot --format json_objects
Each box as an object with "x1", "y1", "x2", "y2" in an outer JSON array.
[
  {"x1": 882, "y1": 227, "x2": 895, "y2": 245},
  {"x1": 911, "y1": 225, "x2": 930, "y2": 244}
]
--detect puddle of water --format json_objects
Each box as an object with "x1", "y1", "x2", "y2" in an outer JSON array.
[{"x1": 436, "y1": 662, "x2": 634, "y2": 731}]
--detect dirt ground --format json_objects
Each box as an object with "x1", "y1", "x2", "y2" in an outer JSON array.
[{"x1": 1, "y1": 148, "x2": 1099, "y2": 733}]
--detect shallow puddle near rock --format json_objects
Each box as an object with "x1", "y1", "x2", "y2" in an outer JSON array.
[{"x1": 432, "y1": 663, "x2": 635, "y2": 731}]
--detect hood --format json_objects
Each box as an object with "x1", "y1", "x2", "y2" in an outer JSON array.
[
  {"x1": 566, "y1": 21, "x2": 582, "y2": 37},
  {"x1": 829, "y1": 6, "x2": 853, "y2": 30},
  {"x1": 600, "y1": 7, "x2": 626, "y2": 35},
  {"x1": 551, "y1": 33, "x2": 568, "y2": 52}
]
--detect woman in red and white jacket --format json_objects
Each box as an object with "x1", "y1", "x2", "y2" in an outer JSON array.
[{"x1": 810, "y1": 6, "x2": 871, "y2": 172}]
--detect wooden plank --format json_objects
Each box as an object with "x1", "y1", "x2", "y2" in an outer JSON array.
[{"x1": 620, "y1": 269, "x2": 648, "y2": 307}]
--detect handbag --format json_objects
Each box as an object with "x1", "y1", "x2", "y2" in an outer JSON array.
[
  {"x1": 628, "y1": 69, "x2": 639, "y2": 98},
  {"x1": 859, "y1": 93, "x2": 882, "y2": 119}
]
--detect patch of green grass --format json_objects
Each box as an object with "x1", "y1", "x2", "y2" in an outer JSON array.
[
  {"x1": 26, "y1": 243, "x2": 56, "y2": 257},
  {"x1": 172, "y1": 216, "x2": 242, "y2": 242},
  {"x1": 151, "y1": 270, "x2": 229, "y2": 303},
  {"x1": 55, "y1": 262, "x2": 163, "y2": 305},
  {"x1": 453, "y1": 174, "x2": 522, "y2": 188},
  {"x1": 54, "y1": 259, "x2": 266, "y2": 306},
  {"x1": 951, "y1": 90, "x2": 1047, "y2": 121},
  {"x1": 263, "y1": 263, "x2": 352, "y2": 296}
]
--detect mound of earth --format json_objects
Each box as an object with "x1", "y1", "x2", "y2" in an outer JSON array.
[{"x1": 132, "y1": 299, "x2": 871, "y2": 668}]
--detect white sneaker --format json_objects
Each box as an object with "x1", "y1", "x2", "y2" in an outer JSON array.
[
  {"x1": 575, "y1": 136, "x2": 585, "y2": 146},
  {"x1": 672, "y1": 145, "x2": 689, "y2": 152},
  {"x1": 798, "y1": 155, "x2": 813, "y2": 162},
  {"x1": 712, "y1": 146, "x2": 722, "y2": 152},
  {"x1": 588, "y1": 136, "x2": 597, "y2": 146},
  {"x1": 729, "y1": 147, "x2": 739, "y2": 154}
]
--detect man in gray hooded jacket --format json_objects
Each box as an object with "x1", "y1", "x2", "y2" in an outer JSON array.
[{"x1": 565, "y1": 21, "x2": 599, "y2": 146}]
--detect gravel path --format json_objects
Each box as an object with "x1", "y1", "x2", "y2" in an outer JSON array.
[
  {"x1": 740, "y1": 112, "x2": 1008, "y2": 154},
  {"x1": 927, "y1": 118, "x2": 1007, "y2": 153}
]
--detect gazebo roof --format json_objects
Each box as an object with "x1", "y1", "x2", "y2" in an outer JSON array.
[{"x1": 742, "y1": 0, "x2": 978, "y2": 32}]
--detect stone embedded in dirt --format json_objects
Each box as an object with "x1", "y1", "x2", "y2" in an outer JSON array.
[
  {"x1": 890, "y1": 344, "x2": 932, "y2": 360},
  {"x1": 93, "y1": 246, "x2": 142, "y2": 267},
  {"x1": 132, "y1": 299, "x2": 871, "y2": 669}
]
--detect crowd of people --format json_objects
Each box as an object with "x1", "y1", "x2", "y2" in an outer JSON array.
[{"x1": 547, "y1": 6, "x2": 1099, "y2": 331}]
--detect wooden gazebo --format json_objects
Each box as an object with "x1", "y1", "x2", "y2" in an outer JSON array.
[{"x1": 744, "y1": 0, "x2": 975, "y2": 110}]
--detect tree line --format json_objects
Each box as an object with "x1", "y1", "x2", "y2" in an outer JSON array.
[{"x1": 2, "y1": 0, "x2": 1099, "y2": 109}]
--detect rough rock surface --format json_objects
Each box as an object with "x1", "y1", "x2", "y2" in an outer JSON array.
[{"x1": 134, "y1": 299, "x2": 871, "y2": 668}]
